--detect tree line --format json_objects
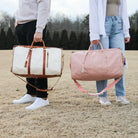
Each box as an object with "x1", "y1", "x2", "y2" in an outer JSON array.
[
  {"x1": 0, "y1": 27, "x2": 90, "y2": 50},
  {"x1": 0, "y1": 11, "x2": 138, "y2": 50}
]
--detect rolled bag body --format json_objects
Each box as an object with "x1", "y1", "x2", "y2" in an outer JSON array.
[
  {"x1": 71, "y1": 43, "x2": 124, "y2": 81},
  {"x1": 11, "y1": 42, "x2": 64, "y2": 78}
]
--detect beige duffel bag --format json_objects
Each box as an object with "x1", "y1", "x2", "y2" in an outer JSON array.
[{"x1": 11, "y1": 41, "x2": 64, "y2": 78}]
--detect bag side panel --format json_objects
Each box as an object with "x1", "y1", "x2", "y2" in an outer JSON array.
[
  {"x1": 45, "y1": 48, "x2": 62, "y2": 75},
  {"x1": 30, "y1": 48, "x2": 43, "y2": 75},
  {"x1": 12, "y1": 46, "x2": 29, "y2": 74}
]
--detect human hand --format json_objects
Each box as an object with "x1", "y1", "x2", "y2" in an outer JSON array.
[
  {"x1": 92, "y1": 40, "x2": 100, "y2": 45},
  {"x1": 34, "y1": 32, "x2": 43, "y2": 42},
  {"x1": 15, "y1": 21, "x2": 18, "y2": 27},
  {"x1": 125, "y1": 37, "x2": 130, "y2": 43}
]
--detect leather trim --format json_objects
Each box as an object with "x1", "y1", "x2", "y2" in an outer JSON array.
[
  {"x1": 11, "y1": 72, "x2": 62, "y2": 78},
  {"x1": 13, "y1": 45, "x2": 63, "y2": 50},
  {"x1": 47, "y1": 52, "x2": 49, "y2": 68},
  {"x1": 28, "y1": 49, "x2": 32, "y2": 75},
  {"x1": 11, "y1": 43, "x2": 64, "y2": 78},
  {"x1": 43, "y1": 49, "x2": 46, "y2": 75}
]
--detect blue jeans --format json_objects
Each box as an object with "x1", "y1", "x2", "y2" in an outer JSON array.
[{"x1": 93, "y1": 16, "x2": 125, "y2": 97}]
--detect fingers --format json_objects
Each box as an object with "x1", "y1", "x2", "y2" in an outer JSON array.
[
  {"x1": 34, "y1": 32, "x2": 43, "y2": 42},
  {"x1": 92, "y1": 40, "x2": 100, "y2": 45},
  {"x1": 15, "y1": 21, "x2": 18, "y2": 27},
  {"x1": 125, "y1": 37, "x2": 130, "y2": 44}
]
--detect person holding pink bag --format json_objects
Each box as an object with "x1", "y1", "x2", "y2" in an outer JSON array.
[{"x1": 89, "y1": 0, "x2": 130, "y2": 105}]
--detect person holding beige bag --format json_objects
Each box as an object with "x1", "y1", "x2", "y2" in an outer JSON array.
[
  {"x1": 89, "y1": 0, "x2": 130, "y2": 105},
  {"x1": 13, "y1": 0, "x2": 51, "y2": 110}
]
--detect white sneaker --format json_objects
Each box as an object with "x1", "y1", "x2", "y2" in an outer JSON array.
[
  {"x1": 13, "y1": 94, "x2": 36, "y2": 104},
  {"x1": 99, "y1": 97, "x2": 111, "y2": 105},
  {"x1": 26, "y1": 98, "x2": 49, "y2": 110},
  {"x1": 116, "y1": 96, "x2": 130, "y2": 104}
]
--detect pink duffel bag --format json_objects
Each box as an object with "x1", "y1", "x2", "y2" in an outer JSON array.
[{"x1": 70, "y1": 43, "x2": 124, "y2": 96}]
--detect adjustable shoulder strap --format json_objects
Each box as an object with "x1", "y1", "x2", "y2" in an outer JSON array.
[
  {"x1": 15, "y1": 75, "x2": 61, "y2": 92},
  {"x1": 73, "y1": 77, "x2": 122, "y2": 96}
]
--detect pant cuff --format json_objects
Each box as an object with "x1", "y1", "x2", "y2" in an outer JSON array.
[{"x1": 36, "y1": 91, "x2": 48, "y2": 98}]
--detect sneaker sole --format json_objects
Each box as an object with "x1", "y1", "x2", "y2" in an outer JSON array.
[
  {"x1": 100, "y1": 102, "x2": 112, "y2": 106},
  {"x1": 116, "y1": 101, "x2": 130, "y2": 105}
]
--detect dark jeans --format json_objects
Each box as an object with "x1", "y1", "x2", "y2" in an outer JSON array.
[{"x1": 15, "y1": 20, "x2": 48, "y2": 98}]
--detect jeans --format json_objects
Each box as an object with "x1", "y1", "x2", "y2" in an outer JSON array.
[
  {"x1": 93, "y1": 16, "x2": 125, "y2": 97},
  {"x1": 15, "y1": 20, "x2": 48, "y2": 98}
]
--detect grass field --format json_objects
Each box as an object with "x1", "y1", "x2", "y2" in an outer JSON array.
[{"x1": 0, "y1": 50, "x2": 137, "y2": 138}]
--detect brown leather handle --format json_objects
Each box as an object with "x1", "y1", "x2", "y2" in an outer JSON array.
[
  {"x1": 31, "y1": 40, "x2": 46, "y2": 49},
  {"x1": 24, "y1": 40, "x2": 46, "y2": 67}
]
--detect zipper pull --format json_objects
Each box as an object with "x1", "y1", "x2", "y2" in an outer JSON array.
[{"x1": 24, "y1": 59, "x2": 28, "y2": 68}]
